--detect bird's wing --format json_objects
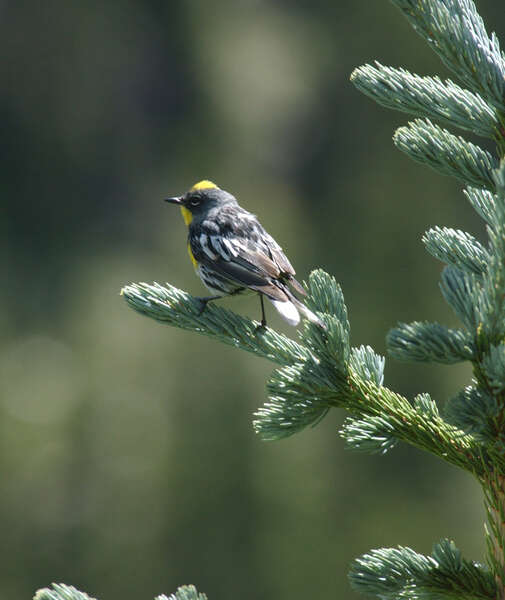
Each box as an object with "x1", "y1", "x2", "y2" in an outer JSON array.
[
  {"x1": 263, "y1": 233, "x2": 307, "y2": 297},
  {"x1": 190, "y1": 226, "x2": 290, "y2": 301}
]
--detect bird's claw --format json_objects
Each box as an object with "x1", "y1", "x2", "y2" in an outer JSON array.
[
  {"x1": 196, "y1": 299, "x2": 208, "y2": 316},
  {"x1": 254, "y1": 321, "x2": 267, "y2": 335}
]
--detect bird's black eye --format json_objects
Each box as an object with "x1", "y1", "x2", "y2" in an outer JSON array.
[{"x1": 189, "y1": 196, "x2": 201, "y2": 207}]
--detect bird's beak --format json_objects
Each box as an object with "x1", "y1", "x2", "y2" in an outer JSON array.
[{"x1": 164, "y1": 196, "x2": 183, "y2": 205}]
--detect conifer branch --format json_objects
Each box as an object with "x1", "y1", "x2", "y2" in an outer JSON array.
[
  {"x1": 122, "y1": 271, "x2": 493, "y2": 475},
  {"x1": 465, "y1": 186, "x2": 500, "y2": 225},
  {"x1": 350, "y1": 2, "x2": 505, "y2": 599},
  {"x1": 33, "y1": 583, "x2": 207, "y2": 600},
  {"x1": 351, "y1": 63, "x2": 498, "y2": 138},
  {"x1": 391, "y1": 0, "x2": 505, "y2": 112},
  {"x1": 349, "y1": 539, "x2": 496, "y2": 600},
  {"x1": 484, "y1": 475, "x2": 505, "y2": 596},
  {"x1": 387, "y1": 321, "x2": 474, "y2": 364},
  {"x1": 157, "y1": 585, "x2": 208, "y2": 600},
  {"x1": 439, "y1": 265, "x2": 481, "y2": 330},
  {"x1": 34, "y1": 584, "x2": 97, "y2": 600},
  {"x1": 121, "y1": 282, "x2": 312, "y2": 366},
  {"x1": 444, "y1": 385, "x2": 500, "y2": 445},
  {"x1": 393, "y1": 119, "x2": 498, "y2": 189},
  {"x1": 423, "y1": 226, "x2": 490, "y2": 276},
  {"x1": 340, "y1": 414, "x2": 398, "y2": 454}
]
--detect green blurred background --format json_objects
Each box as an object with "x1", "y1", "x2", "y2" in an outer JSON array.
[{"x1": 2, "y1": 1, "x2": 504, "y2": 598}]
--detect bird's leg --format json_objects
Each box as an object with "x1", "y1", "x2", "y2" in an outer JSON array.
[
  {"x1": 194, "y1": 289, "x2": 243, "y2": 316},
  {"x1": 194, "y1": 294, "x2": 223, "y2": 315},
  {"x1": 256, "y1": 293, "x2": 267, "y2": 331}
]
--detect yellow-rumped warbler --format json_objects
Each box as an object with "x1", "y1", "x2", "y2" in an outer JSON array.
[{"x1": 164, "y1": 180, "x2": 323, "y2": 328}]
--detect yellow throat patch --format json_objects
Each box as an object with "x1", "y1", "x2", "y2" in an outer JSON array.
[{"x1": 180, "y1": 206, "x2": 193, "y2": 226}]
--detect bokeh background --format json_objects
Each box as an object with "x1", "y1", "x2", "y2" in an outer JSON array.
[{"x1": 2, "y1": 1, "x2": 504, "y2": 598}]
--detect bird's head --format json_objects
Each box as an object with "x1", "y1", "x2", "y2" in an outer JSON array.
[{"x1": 164, "y1": 180, "x2": 236, "y2": 226}]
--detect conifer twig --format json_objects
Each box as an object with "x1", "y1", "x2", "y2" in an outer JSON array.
[{"x1": 122, "y1": 272, "x2": 497, "y2": 476}]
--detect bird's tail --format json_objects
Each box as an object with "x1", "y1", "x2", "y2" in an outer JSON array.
[{"x1": 269, "y1": 291, "x2": 325, "y2": 329}]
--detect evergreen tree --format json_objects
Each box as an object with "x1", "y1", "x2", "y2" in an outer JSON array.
[{"x1": 37, "y1": 0, "x2": 505, "y2": 598}]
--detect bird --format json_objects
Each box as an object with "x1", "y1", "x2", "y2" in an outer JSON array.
[{"x1": 164, "y1": 180, "x2": 324, "y2": 329}]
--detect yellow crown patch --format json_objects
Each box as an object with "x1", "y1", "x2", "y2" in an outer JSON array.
[{"x1": 190, "y1": 180, "x2": 218, "y2": 192}]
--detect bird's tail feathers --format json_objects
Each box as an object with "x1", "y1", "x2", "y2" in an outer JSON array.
[
  {"x1": 288, "y1": 275, "x2": 307, "y2": 297},
  {"x1": 268, "y1": 289, "x2": 325, "y2": 329},
  {"x1": 270, "y1": 298, "x2": 300, "y2": 326}
]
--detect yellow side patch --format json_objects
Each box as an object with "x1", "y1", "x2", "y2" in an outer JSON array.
[
  {"x1": 187, "y1": 242, "x2": 198, "y2": 269},
  {"x1": 180, "y1": 206, "x2": 193, "y2": 226},
  {"x1": 190, "y1": 180, "x2": 218, "y2": 192}
]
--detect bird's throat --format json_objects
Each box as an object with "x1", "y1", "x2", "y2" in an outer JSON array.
[{"x1": 180, "y1": 206, "x2": 193, "y2": 226}]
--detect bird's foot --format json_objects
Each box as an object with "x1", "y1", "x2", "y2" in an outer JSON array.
[
  {"x1": 196, "y1": 299, "x2": 209, "y2": 316},
  {"x1": 194, "y1": 295, "x2": 220, "y2": 316},
  {"x1": 254, "y1": 319, "x2": 267, "y2": 335}
]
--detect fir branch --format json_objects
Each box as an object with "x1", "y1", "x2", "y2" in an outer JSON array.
[
  {"x1": 465, "y1": 187, "x2": 499, "y2": 226},
  {"x1": 340, "y1": 415, "x2": 398, "y2": 454},
  {"x1": 444, "y1": 385, "x2": 500, "y2": 444},
  {"x1": 481, "y1": 344, "x2": 505, "y2": 394},
  {"x1": 121, "y1": 282, "x2": 312, "y2": 366},
  {"x1": 483, "y1": 473, "x2": 505, "y2": 594},
  {"x1": 346, "y1": 373, "x2": 489, "y2": 474},
  {"x1": 423, "y1": 226, "x2": 489, "y2": 276},
  {"x1": 475, "y1": 161, "x2": 505, "y2": 343},
  {"x1": 34, "y1": 584, "x2": 96, "y2": 600},
  {"x1": 33, "y1": 583, "x2": 208, "y2": 600},
  {"x1": 256, "y1": 353, "x2": 490, "y2": 474},
  {"x1": 393, "y1": 119, "x2": 498, "y2": 189},
  {"x1": 349, "y1": 539, "x2": 496, "y2": 600},
  {"x1": 391, "y1": 0, "x2": 505, "y2": 112},
  {"x1": 349, "y1": 345, "x2": 385, "y2": 386},
  {"x1": 387, "y1": 320, "x2": 474, "y2": 364},
  {"x1": 439, "y1": 265, "x2": 481, "y2": 331},
  {"x1": 303, "y1": 268, "x2": 350, "y2": 328},
  {"x1": 157, "y1": 585, "x2": 208, "y2": 600},
  {"x1": 300, "y1": 270, "x2": 351, "y2": 367},
  {"x1": 256, "y1": 358, "x2": 341, "y2": 440},
  {"x1": 414, "y1": 392, "x2": 440, "y2": 418},
  {"x1": 122, "y1": 272, "x2": 490, "y2": 474},
  {"x1": 351, "y1": 63, "x2": 498, "y2": 138}
]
